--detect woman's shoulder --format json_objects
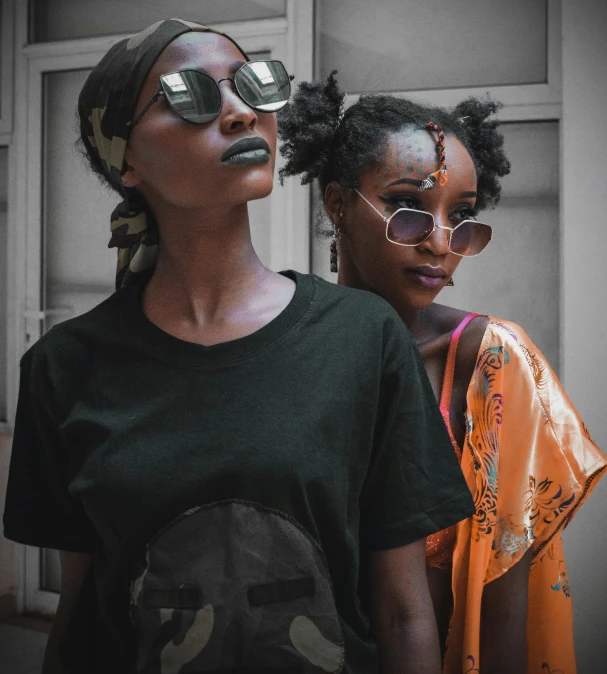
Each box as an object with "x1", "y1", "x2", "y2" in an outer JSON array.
[
  {"x1": 484, "y1": 317, "x2": 533, "y2": 344},
  {"x1": 428, "y1": 304, "x2": 490, "y2": 377},
  {"x1": 478, "y1": 317, "x2": 548, "y2": 369},
  {"x1": 469, "y1": 317, "x2": 559, "y2": 404}
]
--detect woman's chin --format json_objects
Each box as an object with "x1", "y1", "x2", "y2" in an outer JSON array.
[{"x1": 240, "y1": 175, "x2": 275, "y2": 202}]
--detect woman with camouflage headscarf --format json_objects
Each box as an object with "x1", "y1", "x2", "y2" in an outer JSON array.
[{"x1": 4, "y1": 18, "x2": 476, "y2": 674}]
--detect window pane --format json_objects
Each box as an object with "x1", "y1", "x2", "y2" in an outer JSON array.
[
  {"x1": 32, "y1": 0, "x2": 286, "y2": 42},
  {"x1": 320, "y1": 0, "x2": 547, "y2": 92}
]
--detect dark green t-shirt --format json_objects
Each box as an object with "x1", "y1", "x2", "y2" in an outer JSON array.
[{"x1": 4, "y1": 271, "x2": 474, "y2": 673}]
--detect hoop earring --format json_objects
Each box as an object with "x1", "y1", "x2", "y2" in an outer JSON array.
[
  {"x1": 446, "y1": 278, "x2": 455, "y2": 286},
  {"x1": 330, "y1": 213, "x2": 343, "y2": 273}
]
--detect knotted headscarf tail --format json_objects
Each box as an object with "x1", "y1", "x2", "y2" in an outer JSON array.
[{"x1": 78, "y1": 18, "x2": 249, "y2": 290}]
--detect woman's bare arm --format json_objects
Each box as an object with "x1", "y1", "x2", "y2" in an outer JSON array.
[
  {"x1": 42, "y1": 551, "x2": 93, "y2": 674},
  {"x1": 480, "y1": 546, "x2": 533, "y2": 674},
  {"x1": 370, "y1": 539, "x2": 442, "y2": 674}
]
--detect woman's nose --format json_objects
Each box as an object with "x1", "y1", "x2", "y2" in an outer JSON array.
[
  {"x1": 418, "y1": 220, "x2": 452, "y2": 256},
  {"x1": 219, "y1": 81, "x2": 258, "y2": 132}
]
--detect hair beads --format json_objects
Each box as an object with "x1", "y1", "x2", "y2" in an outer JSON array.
[{"x1": 419, "y1": 122, "x2": 448, "y2": 192}]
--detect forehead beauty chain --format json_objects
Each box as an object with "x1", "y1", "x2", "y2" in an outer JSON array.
[{"x1": 419, "y1": 121, "x2": 448, "y2": 192}]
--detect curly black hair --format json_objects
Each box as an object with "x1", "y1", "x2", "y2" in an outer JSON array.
[{"x1": 278, "y1": 72, "x2": 510, "y2": 214}]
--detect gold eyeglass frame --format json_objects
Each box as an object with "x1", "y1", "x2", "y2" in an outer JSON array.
[{"x1": 354, "y1": 189, "x2": 492, "y2": 257}]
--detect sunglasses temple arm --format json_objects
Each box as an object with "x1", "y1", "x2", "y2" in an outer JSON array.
[
  {"x1": 354, "y1": 189, "x2": 389, "y2": 221},
  {"x1": 130, "y1": 90, "x2": 164, "y2": 129}
]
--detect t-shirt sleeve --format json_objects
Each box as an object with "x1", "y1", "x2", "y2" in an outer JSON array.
[
  {"x1": 3, "y1": 349, "x2": 97, "y2": 552},
  {"x1": 361, "y1": 325, "x2": 475, "y2": 551}
]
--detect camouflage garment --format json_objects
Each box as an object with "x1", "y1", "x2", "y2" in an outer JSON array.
[
  {"x1": 130, "y1": 500, "x2": 344, "y2": 673},
  {"x1": 77, "y1": 19, "x2": 249, "y2": 290}
]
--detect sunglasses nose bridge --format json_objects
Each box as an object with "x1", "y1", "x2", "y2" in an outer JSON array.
[
  {"x1": 219, "y1": 80, "x2": 260, "y2": 127},
  {"x1": 421, "y1": 220, "x2": 452, "y2": 252},
  {"x1": 435, "y1": 223, "x2": 454, "y2": 243}
]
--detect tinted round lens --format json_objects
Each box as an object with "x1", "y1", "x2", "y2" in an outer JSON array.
[
  {"x1": 387, "y1": 209, "x2": 435, "y2": 245},
  {"x1": 450, "y1": 221, "x2": 492, "y2": 256},
  {"x1": 161, "y1": 71, "x2": 221, "y2": 124},
  {"x1": 235, "y1": 60, "x2": 291, "y2": 112}
]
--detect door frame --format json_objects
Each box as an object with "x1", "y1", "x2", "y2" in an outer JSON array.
[{"x1": 8, "y1": 0, "x2": 313, "y2": 616}]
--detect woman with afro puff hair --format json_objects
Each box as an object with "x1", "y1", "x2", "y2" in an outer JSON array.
[{"x1": 278, "y1": 73, "x2": 606, "y2": 674}]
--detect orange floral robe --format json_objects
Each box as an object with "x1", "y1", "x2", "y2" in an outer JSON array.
[{"x1": 430, "y1": 318, "x2": 606, "y2": 674}]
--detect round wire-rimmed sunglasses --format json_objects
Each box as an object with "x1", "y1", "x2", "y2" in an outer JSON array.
[
  {"x1": 131, "y1": 60, "x2": 294, "y2": 128},
  {"x1": 354, "y1": 189, "x2": 492, "y2": 257}
]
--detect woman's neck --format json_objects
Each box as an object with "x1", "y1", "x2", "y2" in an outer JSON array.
[
  {"x1": 397, "y1": 304, "x2": 437, "y2": 343},
  {"x1": 144, "y1": 200, "x2": 271, "y2": 321}
]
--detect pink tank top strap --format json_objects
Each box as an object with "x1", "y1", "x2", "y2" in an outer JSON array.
[
  {"x1": 439, "y1": 313, "x2": 479, "y2": 429},
  {"x1": 426, "y1": 312, "x2": 479, "y2": 570}
]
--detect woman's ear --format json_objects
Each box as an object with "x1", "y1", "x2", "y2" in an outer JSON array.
[
  {"x1": 120, "y1": 148, "x2": 142, "y2": 188},
  {"x1": 120, "y1": 163, "x2": 139, "y2": 188},
  {"x1": 324, "y1": 181, "x2": 348, "y2": 233}
]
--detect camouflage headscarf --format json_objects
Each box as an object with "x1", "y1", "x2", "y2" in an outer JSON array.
[{"x1": 78, "y1": 18, "x2": 249, "y2": 289}]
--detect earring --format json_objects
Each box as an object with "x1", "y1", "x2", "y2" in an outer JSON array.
[
  {"x1": 330, "y1": 238, "x2": 338, "y2": 273},
  {"x1": 446, "y1": 278, "x2": 455, "y2": 286},
  {"x1": 120, "y1": 164, "x2": 135, "y2": 187},
  {"x1": 330, "y1": 213, "x2": 343, "y2": 273}
]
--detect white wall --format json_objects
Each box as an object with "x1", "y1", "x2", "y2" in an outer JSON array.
[{"x1": 560, "y1": 2, "x2": 607, "y2": 672}]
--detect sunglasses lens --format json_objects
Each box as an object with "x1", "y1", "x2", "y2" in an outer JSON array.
[
  {"x1": 387, "y1": 210, "x2": 435, "y2": 245},
  {"x1": 235, "y1": 60, "x2": 291, "y2": 112},
  {"x1": 161, "y1": 71, "x2": 222, "y2": 124},
  {"x1": 450, "y1": 221, "x2": 492, "y2": 256}
]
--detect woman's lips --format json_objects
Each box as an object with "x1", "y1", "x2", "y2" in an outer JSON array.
[
  {"x1": 405, "y1": 266, "x2": 448, "y2": 289},
  {"x1": 222, "y1": 149, "x2": 270, "y2": 165},
  {"x1": 221, "y1": 137, "x2": 271, "y2": 165}
]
